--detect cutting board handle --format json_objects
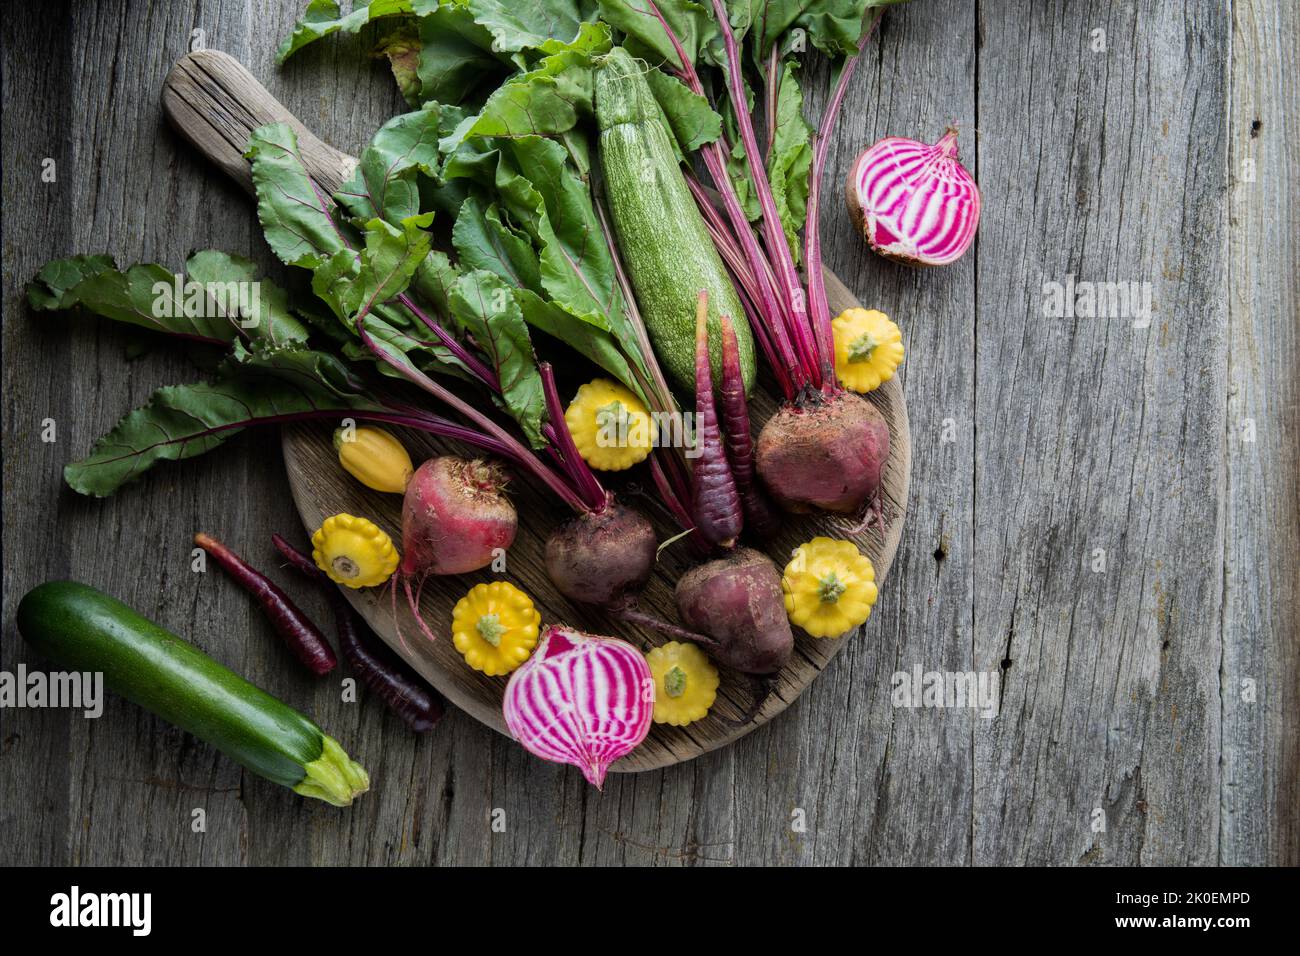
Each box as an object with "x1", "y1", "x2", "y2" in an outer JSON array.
[{"x1": 161, "y1": 49, "x2": 356, "y2": 196}]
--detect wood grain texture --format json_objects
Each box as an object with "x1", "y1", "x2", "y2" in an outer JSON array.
[
  {"x1": 163, "y1": 50, "x2": 357, "y2": 195},
  {"x1": 1222, "y1": 0, "x2": 1300, "y2": 865},
  {"x1": 1, "y1": 0, "x2": 1295, "y2": 866},
  {"x1": 969, "y1": 0, "x2": 1235, "y2": 865}
]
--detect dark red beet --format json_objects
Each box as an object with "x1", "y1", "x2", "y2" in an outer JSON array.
[
  {"x1": 545, "y1": 501, "x2": 657, "y2": 608},
  {"x1": 755, "y1": 391, "x2": 889, "y2": 514},
  {"x1": 674, "y1": 547, "x2": 793, "y2": 675}
]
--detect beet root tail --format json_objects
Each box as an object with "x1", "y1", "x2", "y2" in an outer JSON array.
[
  {"x1": 614, "y1": 604, "x2": 721, "y2": 651},
  {"x1": 727, "y1": 673, "x2": 780, "y2": 726},
  {"x1": 403, "y1": 572, "x2": 439, "y2": 647},
  {"x1": 842, "y1": 490, "x2": 886, "y2": 537}
]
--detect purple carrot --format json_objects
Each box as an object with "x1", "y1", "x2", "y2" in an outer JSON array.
[
  {"x1": 195, "y1": 532, "x2": 337, "y2": 676},
  {"x1": 272, "y1": 533, "x2": 328, "y2": 580},
  {"x1": 690, "y1": 292, "x2": 743, "y2": 548},
  {"x1": 719, "y1": 314, "x2": 781, "y2": 539},
  {"x1": 273, "y1": 534, "x2": 445, "y2": 732}
]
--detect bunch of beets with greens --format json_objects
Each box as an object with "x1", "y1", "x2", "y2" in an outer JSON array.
[{"x1": 28, "y1": 0, "x2": 909, "y2": 672}]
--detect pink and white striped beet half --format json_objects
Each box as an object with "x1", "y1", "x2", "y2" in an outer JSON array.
[
  {"x1": 847, "y1": 128, "x2": 981, "y2": 267},
  {"x1": 503, "y1": 625, "x2": 653, "y2": 789}
]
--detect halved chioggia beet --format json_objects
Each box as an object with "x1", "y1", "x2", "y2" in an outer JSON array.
[
  {"x1": 846, "y1": 127, "x2": 981, "y2": 268},
  {"x1": 503, "y1": 625, "x2": 653, "y2": 788}
]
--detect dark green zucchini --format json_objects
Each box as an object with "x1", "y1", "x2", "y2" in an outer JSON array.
[{"x1": 16, "y1": 580, "x2": 368, "y2": 807}]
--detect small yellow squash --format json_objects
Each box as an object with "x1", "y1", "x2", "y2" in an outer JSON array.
[
  {"x1": 782, "y1": 536, "x2": 878, "y2": 638},
  {"x1": 311, "y1": 513, "x2": 400, "y2": 589},
  {"x1": 451, "y1": 582, "x2": 542, "y2": 676},
  {"x1": 832, "y1": 308, "x2": 905, "y2": 393},
  {"x1": 334, "y1": 425, "x2": 414, "y2": 493},
  {"x1": 564, "y1": 379, "x2": 654, "y2": 472},
  {"x1": 644, "y1": 641, "x2": 719, "y2": 726}
]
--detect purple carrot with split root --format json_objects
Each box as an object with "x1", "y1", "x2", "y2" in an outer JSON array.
[
  {"x1": 690, "y1": 291, "x2": 743, "y2": 548},
  {"x1": 719, "y1": 314, "x2": 780, "y2": 539}
]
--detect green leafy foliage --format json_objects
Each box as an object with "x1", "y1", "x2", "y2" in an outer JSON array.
[
  {"x1": 246, "y1": 123, "x2": 353, "y2": 268},
  {"x1": 459, "y1": 0, "x2": 598, "y2": 53},
  {"x1": 413, "y1": 3, "x2": 508, "y2": 107},
  {"x1": 28, "y1": 252, "x2": 309, "y2": 348},
  {"x1": 64, "y1": 348, "x2": 383, "y2": 497},
  {"x1": 452, "y1": 193, "x2": 543, "y2": 291},
  {"x1": 450, "y1": 183, "x2": 644, "y2": 398},
  {"x1": 447, "y1": 270, "x2": 546, "y2": 445},
  {"x1": 310, "y1": 215, "x2": 434, "y2": 324},
  {"x1": 593, "y1": 0, "x2": 719, "y2": 71},
  {"x1": 247, "y1": 120, "x2": 546, "y2": 440},
  {"x1": 335, "y1": 102, "x2": 444, "y2": 224},
  {"x1": 469, "y1": 22, "x2": 611, "y2": 140},
  {"x1": 276, "y1": 0, "x2": 417, "y2": 64},
  {"x1": 644, "y1": 69, "x2": 722, "y2": 155},
  {"x1": 765, "y1": 57, "x2": 813, "y2": 262},
  {"x1": 514, "y1": 287, "x2": 638, "y2": 392}
]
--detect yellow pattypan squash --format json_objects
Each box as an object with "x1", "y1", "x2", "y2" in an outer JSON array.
[
  {"x1": 311, "y1": 513, "x2": 400, "y2": 589},
  {"x1": 645, "y1": 641, "x2": 719, "y2": 726},
  {"x1": 334, "y1": 425, "x2": 414, "y2": 493},
  {"x1": 833, "y1": 308, "x2": 904, "y2": 393},
  {"x1": 564, "y1": 379, "x2": 654, "y2": 471},
  {"x1": 451, "y1": 582, "x2": 541, "y2": 676},
  {"x1": 782, "y1": 537, "x2": 878, "y2": 638}
]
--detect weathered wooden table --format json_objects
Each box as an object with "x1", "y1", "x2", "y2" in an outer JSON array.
[{"x1": 2, "y1": 1, "x2": 1295, "y2": 866}]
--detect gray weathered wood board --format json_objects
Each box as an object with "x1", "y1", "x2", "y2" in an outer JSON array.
[{"x1": 1, "y1": 0, "x2": 1294, "y2": 865}]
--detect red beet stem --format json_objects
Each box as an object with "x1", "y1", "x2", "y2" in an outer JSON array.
[
  {"x1": 274, "y1": 534, "x2": 445, "y2": 732},
  {"x1": 195, "y1": 532, "x2": 336, "y2": 676},
  {"x1": 806, "y1": 8, "x2": 886, "y2": 389},
  {"x1": 718, "y1": 315, "x2": 781, "y2": 539},
  {"x1": 539, "y1": 362, "x2": 609, "y2": 514},
  {"x1": 690, "y1": 292, "x2": 743, "y2": 548}
]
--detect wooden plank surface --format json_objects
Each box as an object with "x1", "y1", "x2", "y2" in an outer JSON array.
[
  {"x1": 1, "y1": 0, "x2": 1295, "y2": 866},
  {"x1": 1222, "y1": 0, "x2": 1300, "y2": 864},
  {"x1": 971, "y1": 0, "x2": 1232, "y2": 866}
]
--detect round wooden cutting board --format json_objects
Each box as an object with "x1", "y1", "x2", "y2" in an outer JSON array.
[
  {"x1": 161, "y1": 49, "x2": 912, "y2": 774},
  {"x1": 283, "y1": 267, "x2": 910, "y2": 773}
]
